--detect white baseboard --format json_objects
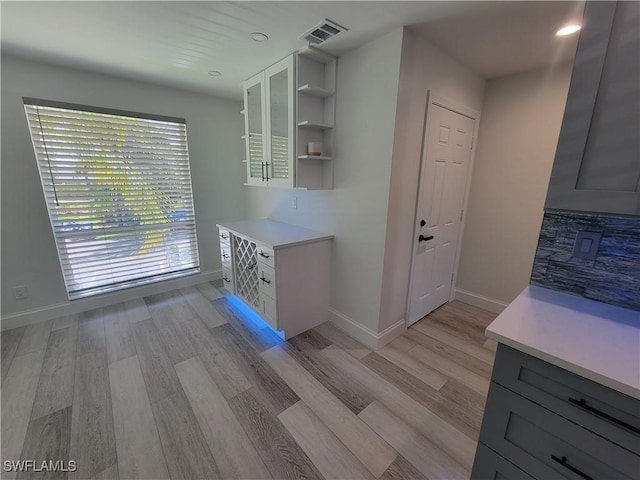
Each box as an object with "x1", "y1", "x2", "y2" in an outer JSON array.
[
  {"x1": 1, "y1": 270, "x2": 222, "y2": 331},
  {"x1": 455, "y1": 288, "x2": 508, "y2": 314},
  {"x1": 328, "y1": 308, "x2": 406, "y2": 350}
]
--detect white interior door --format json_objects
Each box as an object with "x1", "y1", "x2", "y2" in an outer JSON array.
[{"x1": 407, "y1": 99, "x2": 476, "y2": 326}]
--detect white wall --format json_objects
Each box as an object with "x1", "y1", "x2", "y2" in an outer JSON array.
[
  {"x1": 245, "y1": 28, "x2": 404, "y2": 344},
  {"x1": 456, "y1": 63, "x2": 573, "y2": 310},
  {"x1": 1, "y1": 55, "x2": 245, "y2": 324},
  {"x1": 378, "y1": 28, "x2": 486, "y2": 332}
]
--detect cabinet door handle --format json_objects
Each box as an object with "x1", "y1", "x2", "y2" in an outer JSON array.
[
  {"x1": 219, "y1": 233, "x2": 228, "y2": 240},
  {"x1": 222, "y1": 253, "x2": 230, "y2": 260},
  {"x1": 265, "y1": 162, "x2": 270, "y2": 182},
  {"x1": 550, "y1": 455, "x2": 593, "y2": 480},
  {"x1": 258, "y1": 251, "x2": 271, "y2": 259},
  {"x1": 260, "y1": 275, "x2": 271, "y2": 285},
  {"x1": 419, "y1": 234, "x2": 434, "y2": 242},
  {"x1": 568, "y1": 397, "x2": 640, "y2": 434},
  {"x1": 223, "y1": 276, "x2": 231, "y2": 284},
  {"x1": 261, "y1": 162, "x2": 265, "y2": 181}
]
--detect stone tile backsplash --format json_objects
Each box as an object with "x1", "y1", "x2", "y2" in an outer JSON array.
[{"x1": 531, "y1": 210, "x2": 640, "y2": 311}]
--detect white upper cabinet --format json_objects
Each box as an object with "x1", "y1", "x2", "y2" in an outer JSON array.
[
  {"x1": 546, "y1": 1, "x2": 640, "y2": 215},
  {"x1": 242, "y1": 48, "x2": 337, "y2": 190},
  {"x1": 243, "y1": 55, "x2": 295, "y2": 188}
]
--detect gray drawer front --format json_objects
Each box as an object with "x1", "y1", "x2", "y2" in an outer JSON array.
[
  {"x1": 480, "y1": 382, "x2": 640, "y2": 480},
  {"x1": 493, "y1": 344, "x2": 640, "y2": 453},
  {"x1": 472, "y1": 443, "x2": 535, "y2": 480}
]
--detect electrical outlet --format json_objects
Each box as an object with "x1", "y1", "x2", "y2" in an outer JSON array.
[
  {"x1": 291, "y1": 196, "x2": 298, "y2": 209},
  {"x1": 12, "y1": 285, "x2": 28, "y2": 300},
  {"x1": 572, "y1": 231, "x2": 602, "y2": 261}
]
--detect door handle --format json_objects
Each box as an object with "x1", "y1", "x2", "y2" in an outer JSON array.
[{"x1": 419, "y1": 235, "x2": 434, "y2": 242}]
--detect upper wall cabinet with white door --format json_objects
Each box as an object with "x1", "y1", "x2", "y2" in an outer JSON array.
[
  {"x1": 243, "y1": 55, "x2": 295, "y2": 188},
  {"x1": 242, "y1": 47, "x2": 337, "y2": 190},
  {"x1": 545, "y1": 1, "x2": 640, "y2": 215}
]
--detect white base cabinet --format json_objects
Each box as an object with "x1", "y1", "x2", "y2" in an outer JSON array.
[{"x1": 217, "y1": 219, "x2": 333, "y2": 339}]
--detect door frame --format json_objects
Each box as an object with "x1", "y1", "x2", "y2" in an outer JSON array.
[{"x1": 405, "y1": 91, "x2": 481, "y2": 324}]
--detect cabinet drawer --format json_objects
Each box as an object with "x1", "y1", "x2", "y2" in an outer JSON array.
[
  {"x1": 221, "y1": 266, "x2": 234, "y2": 292},
  {"x1": 220, "y1": 245, "x2": 232, "y2": 266},
  {"x1": 471, "y1": 443, "x2": 535, "y2": 480},
  {"x1": 257, "y1": 264, "x2": 276, "y2": 299},
  {"x1": 261, "y1": 295, "x2": 278, "y2": 330},
  {"x1": 480, "y1": 382, "x2": 640, "y2": 480},
  {"x1": 492, "y1": 344, "x2": 640, "y2": 453},
  {"x1": 218, "y1": 228, "x2": 231, "y2": 245},
  {"x1": 256, "y1": 243, "x2": 274, "y2": 268}
]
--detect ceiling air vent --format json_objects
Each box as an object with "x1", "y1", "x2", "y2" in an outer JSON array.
[{"x1": 301, "y1": 19, "x2": 348, "y2": 45}]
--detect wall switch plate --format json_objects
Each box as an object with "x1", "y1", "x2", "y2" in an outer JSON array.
[
  {"x1": 12, "y1": 285, "x2": 28, "y2": 300},
  {"x1": 572, "y1": 231, "x2": 602, "y2": 261}
]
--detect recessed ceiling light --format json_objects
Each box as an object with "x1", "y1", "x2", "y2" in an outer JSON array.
[
  {"x1": 208, "y1": 70, "x2": 222, "y2": 77},
  {"x1": 251, "y1": 32, "x2": 269, "y2": 42},
  {"x1": 556, "y1": 24, "x2": 581, "y2": 36}
]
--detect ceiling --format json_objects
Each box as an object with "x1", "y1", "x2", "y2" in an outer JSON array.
[{"x1": 1, "y1": 1, "x2": 583, "y2": 100}]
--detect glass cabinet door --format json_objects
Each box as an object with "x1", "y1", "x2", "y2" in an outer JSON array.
[
  {"x1": 265, "y1": 55, "x2": 295, "y2": 187},
  {"x1": 243, "y1": 72, "x2": 266, "y2": 185}
]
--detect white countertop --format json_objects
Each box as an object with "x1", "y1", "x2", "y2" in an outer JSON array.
[
  {"x1": 216, "y1": 219, "x2": 333, "y2": 249},
  {"x1": 487, "y1": 285, "x2": 640, "y2": 399}
]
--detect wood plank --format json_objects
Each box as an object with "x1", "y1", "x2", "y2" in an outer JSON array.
[
  {"x1": 195, "y1": 282, "x2": 224, "y2": 302},
  {"x1": 180, "y1": 286, "x2": 227, "y2": 328},
  {"x1": 410, "y1": 320, "x2": 495, "y2": 365},
  {"x1": 144, "y1": 291, "x2": 195, "y2": 324},
  {"x1": 228, "y1": 389, "x2": 323, "y2": 480},
  {"x1": 407, "y1": 329, "x2": 493, "y2": 378},
  {"x1": 1, "y1": 349, "x2": 45, "y2": 480},
  {"x1": 90, "y1": 464, "x2": 118, "y2": 480},
  {"x1": 1, "y1": 327, "x2": 25, "y2": 385},
  {"x1": 175, "y1": 316, "x2": 251, "y2": 398},
  {"x1": 214, "y1": 324, "x2": 298, "y2": 414},
  {"x1": 394, "y1": 335, "x2": 490, "y2": 396},
  {"x1": 262, "y1": 345, "x2": 397, "y2": 477},
  {"x1": 284, "y1": 336, "x2": 373, "y2": 415},
  {"x1": 320, "y1": 345, "x2": 477, "y2": 470},
  {"x1": 279, "y1": 401, "x2": 375, "y2": 480},
  {"x1": 52, "y1": 314, "x2": 79, "y2": 332},
  {"x1": 359, "y1": 402, "x2": 469, "y2": 480},
  {"x1": 377, "y1": 340, "x2": 448, "y2": 391},
  {"x1": 31, "y1": 325, "x2": 78, "y2": 419},
  {"x1": 361, "y1": 352, "x2": 484, "y2": 440},
  {"x1": 146, "y1": 293, "x2": 198, "y2": 365},
  {"x1": 76, "y1": 309, "x2": 105, "y2": 357},
  {"x1": 17, "y1": 406, "x2": 71, "y2": 480},
  {"x1": 103, "y1": 304, "x2": 136, "y2": 365},
  {"x1": 290, "y1": 329, "x2": 332, "y2": 350},
  {"x1": 109, "y1": 355, "x2": 169, "y2": 480},
  {"x1": 312, "y1": 322, "x2": 371, "y2": 359},
  {"x1": 210, "y1": 279, "x2": 224, "y2": 289},
  {"x1": 379, "y1": 455, "x2": 429, "y2": 480},
  {"x1": 131, "y1": 318, "x2": 181, "y2": 404},
  {"x1": 16, "y1": 320, "x2": 52, "y2": 357},
  {"x1": 212, "y1": 297, "x2": 283, "y2": 353},
  {"x1": 151, "y1": 389, "x2": 221, "y2": 480},
  {"x1": 69, "y1": 350, "x2": 116, "y2": 480},
  {"x1": 122, "y1": 298, "x2": 151, "y2": 324},
  {"x1": 175, "y1": 357, "x2": 271, "y2": 480},
  {"x1": 484, "y1": 338, "x2": 498, "y2": 352}
]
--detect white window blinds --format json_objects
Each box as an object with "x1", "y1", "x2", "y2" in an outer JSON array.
[{"x1": 24, "y1": 98, "x2": 200, "y2": 299}]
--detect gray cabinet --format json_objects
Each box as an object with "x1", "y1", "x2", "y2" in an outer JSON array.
[
  {"x1": 545, "y1": 1, "x2": 640, "y2": 215},
  {"x1": 472, "y1": 344, "x2": 640, "y2": 479}
]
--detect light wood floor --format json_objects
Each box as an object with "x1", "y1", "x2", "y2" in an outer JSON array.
[{"x1": 1, "y1": 282, "x2": 497, "y2": 480}]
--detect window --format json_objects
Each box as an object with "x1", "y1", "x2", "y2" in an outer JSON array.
[{"x1": 24, "y1": 98, "x2": 200, "y2": 299}]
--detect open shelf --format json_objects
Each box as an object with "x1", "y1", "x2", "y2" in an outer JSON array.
[
  {"x1": 297, "y1": 121, "x2": 333, "y2": 130},
  {"x1": 298, "y1": 155, "x2": 332, "y2": 161},
  {"x1": 297, "y1": 84, "x2": 334, "y2": 98}
]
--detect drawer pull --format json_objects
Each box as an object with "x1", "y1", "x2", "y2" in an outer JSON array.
[
  {"x1": 219, "y1": 233, "x2": 228, "y2": 240},
  {"x1": 568, "y1": 397, "x2": 640, "y2": 434},
  {"x1": 258, "y1": 251, "x2": 271, "y2": 259},
  {"x1": 550, "y1": 455, "x2": 594, "y2": 480},
  {"x1": 223, "y1": 276, "x2": 230, "y2": 284},
  {"x1": 222, "y1": 253, "x2": 230, "y2": 260},
  {"x1": 260, "y1": 275, "x2": 271, "y2": 285}
]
